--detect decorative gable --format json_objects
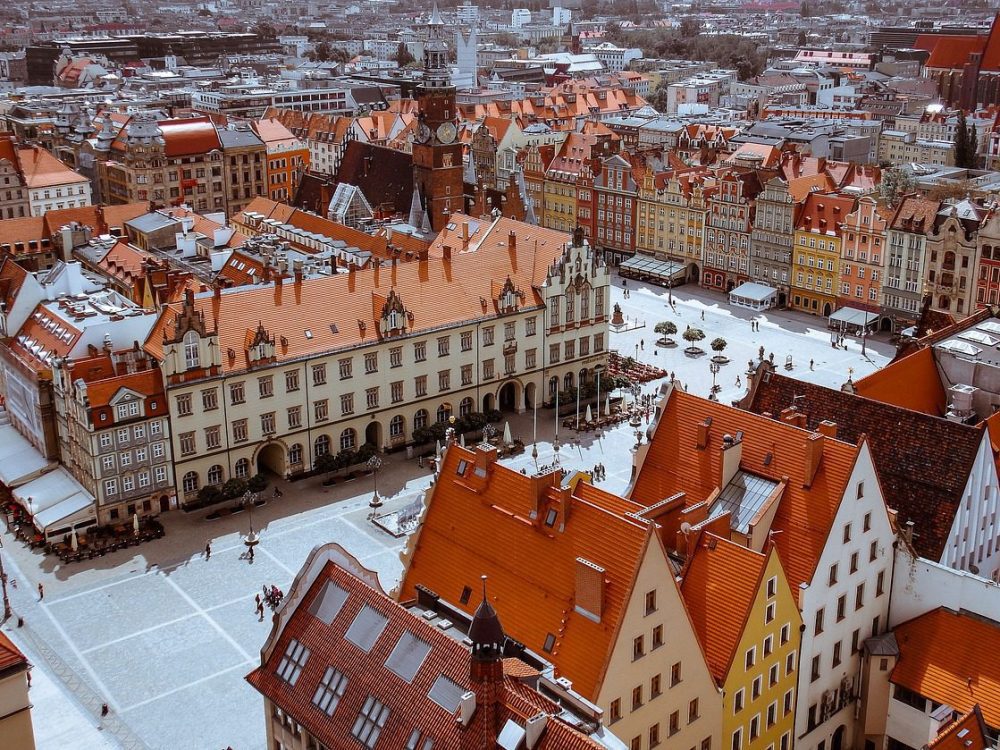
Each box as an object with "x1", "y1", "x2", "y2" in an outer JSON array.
[
  {"x1": 494, "y1": 276, "x2": 524, "y2": 315},
  {"x1": 246, "y1": 320, "x2": 276, "y2": 367},
  {"x1": 379, "y1": 289, "x2": 411, "y2": 337}
]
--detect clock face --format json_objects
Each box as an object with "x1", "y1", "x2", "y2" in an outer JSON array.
[
  {"x1": 416, "y1": 122, "x2": 432, "y2": 144},
  {"x1": 436, "y1": 122, "x2": 457, "y2": 145}
]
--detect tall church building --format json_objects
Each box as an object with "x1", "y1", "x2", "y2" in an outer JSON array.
[{"x1": 412, "y1": 4, "x2": 465, "y2": 233}]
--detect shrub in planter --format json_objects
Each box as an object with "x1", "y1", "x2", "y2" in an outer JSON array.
[
  {"x1": 485, "y1": 408, "x2": 502, "y2": 423},
  {"x1": 654, "y1": 321, "x2": 677, "y2": 336},
  {"x1": 247, "y1": 472, "x2": 269, "y2": 493},
  {"x1": 711, "y1": 337, "x2": 728, "y2": 354},
  {"x1": 683, "y1": 326, "x2": 706, "y2": 345},
  {"x1": 197, "y1": 485, "x2": 222, "y2": 506},
  {"x1": 412, "y1": 426, "x2": 433, "y2": 445},
  {"x1": 221, "y1": 478, "x2": 248, "y2": 500},
  {"x1": 355, "y1": 443, "x2": 377, "y2": 463}
]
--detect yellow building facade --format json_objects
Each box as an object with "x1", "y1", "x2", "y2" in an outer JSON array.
[
  {"x1": 791, "y1": 193, "x2": 855, "y2": 316},
  {"x1": 636, "y1": 171, "x2": 707, "y2": 282}
]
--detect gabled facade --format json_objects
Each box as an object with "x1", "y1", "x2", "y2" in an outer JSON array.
[
  {"x1": 749, "y1": 177, "x2": 795, "y2": 306},
  {"x1": 399, "y1": 443, "x2": 722, "y2": 750},
  {"x1": 791, "y1": 192, "x2": 856, "y2": 317},
  {"x1": 681, "y1": 535, "x2": 802, "y2": 750},
  {"x1": 838, "y1": 196, "x2": 888, "y2": 315},
  {"x1": 629, "y1": 386, "x2": 895, "y2": 750},
  {"x1": 925, "y1": 200, "x2": 986, "y2": 318},
  {"x1": 883, "y1": 196, "x2": 939, "y2": 331},
  {"x1": 592, "y1": 153, "x2": 638, "y2": 264},
  {"x1": 703, "y1": 171, "x2": 759, "y2": 293},
  {"x1": 976, "y1": 206, "x2": 1000, "y2": 308}
]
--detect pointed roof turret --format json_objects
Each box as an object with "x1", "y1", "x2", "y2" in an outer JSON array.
[
  {"x1": 408, "y1": 184, "x2": 424, "y2": 228},
  {"x1": 469, "y1": 576, "x2": 505, "y2": 661},
  {"x1": 429, "y1": 1, "x2": 443, "y2": 25}
]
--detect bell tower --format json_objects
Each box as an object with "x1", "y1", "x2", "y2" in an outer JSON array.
[{"x1": 412, "y1": 2, "x2": 464, "y2": 234}]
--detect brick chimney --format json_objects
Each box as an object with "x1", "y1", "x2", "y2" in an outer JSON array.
[
  {"x1": 696, "y1": 418, "x2": 712, "y2": 450},
  {"x1": 508, "y1": 230, "x2": 516, "y2": 253},
  {"x1": 803, "y1": 432, "x2": 824, "y2": 488},
  {"x1": 816, "y1": 420, "x2": 837, "y2": 439},
  {"x1": 719, "y1": 433, "x2": 742, "y2": 489}
]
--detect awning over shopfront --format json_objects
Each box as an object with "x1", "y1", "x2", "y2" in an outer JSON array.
[
  {"x1": 829, "y1": 307, "x2": 879, "y2": 329},
  {"x1": 619, "y1": 255, "x2": 687, "y2": 284},
  {"x1": 0, "y1": 423, "x2": 53, "y2": 488},
  {"x1": 729, "y1": 282, "x2": 777, "y2": 310},
  {"x1": 13, "y1": 467, "x2": 96, "y2": 538}
]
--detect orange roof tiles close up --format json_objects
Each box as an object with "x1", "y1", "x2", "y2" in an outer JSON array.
[
  {"x1": 680, "y1": 533, "x2": 768, "y2": 683},
  {"x1": 893, "y1": 608, "x2": 1000, "y2": 727},
  {"x1": 630, "y1": 388, "x2": 859, "y2": 590},
  {"x1": 399, "y1": 445, "x2": 654, "y2": 700},
  {"x1": 852, "y1": 347, "x2": 947, "y2": 416},
  {"x1": 17, "y1": 146, "x2": 89, "y2": 188},
  {"x1": 928, "y1": 707, "x2": 990, "y2": 750},
  {"x1": 0, "y1": 631, "x2": 27, "y2": 674}
]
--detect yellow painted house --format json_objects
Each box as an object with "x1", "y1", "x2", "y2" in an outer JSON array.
[
  {"x1": 790, "y1": 192, "x2": 856, "y2": 317},
  {"x1": 681, "y1": 533, "x2": 802, "y2": 750},
  {"x1": 636, "y1": 169, "x2": 709, "y2": 282}
]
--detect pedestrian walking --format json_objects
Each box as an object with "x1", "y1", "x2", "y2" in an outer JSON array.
[
  {"x1": 809, "y1": 359, "x2": 814, "y2": 370},
  {"x1": 736, "y1": 375, "x2": 742, "y2": 387},
  {"x1": 257, "y1": 601, "x2": 264, "y2": 621},
  {"x1": 701, "y1": 310, "x2": 705, "y2": 320},
  {"x1": 37, "y1": 583, "x2": 43, "y2": 601},
  {"x1": 640, "y1": 339, "x2": 644, "y2": 350},
  {"x1": 255, "y1": 593, "x2": 261, "y2": 607},
  {"x1": 101, "y1": 703, "x2": 109, "y2": 717},
  {"x1": 205, "y1": 542, "x2": 211, "y2": 560},
  {"x1": 248, "y1": 546, "x2": 255, "y2": 562}
]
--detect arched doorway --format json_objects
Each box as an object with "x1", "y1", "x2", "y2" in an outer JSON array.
[
  {"x1": 832, "y1": 725, "x2": 846, "y2": 750},
  {"x1": 483, "y1": 392, "x2": 496, "y2": 413},
  {"x1": 365, "y1": 421, "x2": 381, "y2": 450},
  {"x1": 823, "y1": 302, "x2": 832, "y2": 317},
  {"x1": 880, "y1": 316, "x2": 893, "y2": 332},
  {"x1": 525, "y1": 382, "x2": 536, "y2": 409},
  {"x1": 256, "y1": 442, "x2": 285, "y2": 476},
  {"x1": 499, "y1": 381, "x2": 518, "y2": 411},
  {"x1": 726, "y1": 279, "x2": 735, "y2": 292},
  {"x1": 689, "y1": 263, "x2": 700, "y2": 282},
  {"x1": 159, "y1": 495, "x2": 171, "y2": 513},
  {"x1": 778, "y1": 291, "x2": 787, "y2": 308}
]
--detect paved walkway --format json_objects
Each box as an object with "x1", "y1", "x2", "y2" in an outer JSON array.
[{"x1": 0, "y1": 280, "x2": 896, "y2": 749}]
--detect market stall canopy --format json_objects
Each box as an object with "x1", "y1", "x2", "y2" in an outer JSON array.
[
  {"x1": 829, "y1": 307, "x2": 879, "y2": 328},
  {"x1": 0, "y1": 423, "x2": 53, "y2": 488},
  {"x1": 729, "y1": 282, "x2": 777, "y2": 310},
  {"x1": 13, "y1": 467, "x2": 96, "y2": 538},
  {"x1": 619, "y1": 255, "x2": 686, "y2": 284}
]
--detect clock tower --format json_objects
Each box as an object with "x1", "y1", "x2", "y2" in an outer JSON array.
[{"x1": 412, "y1": 2, "x2": 464, "y2": 234}]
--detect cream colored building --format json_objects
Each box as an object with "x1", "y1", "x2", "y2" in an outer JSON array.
[
  {"x1": 143, "y1": 217, "x2": 611, "y2": 503},
  {"x1": 0, "y1": 633, "x2": 35, "y2": 750}
]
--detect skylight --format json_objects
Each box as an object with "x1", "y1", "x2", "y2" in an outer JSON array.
[
  {"x1": 308, "y1": 580, "x2": 349, "y2": 625},
  {"x1": 384, "y1": 632, "x2": 431, "y2": 684},
  {"x1": 427, "y1": 674, "x2": 465, "y2": 712},
  {"x1": 345, "y1": 605, "x2": 388, "y2": 653},
  {"x1": 276, "y1": 639, "x2": 310, "y2": 686}
]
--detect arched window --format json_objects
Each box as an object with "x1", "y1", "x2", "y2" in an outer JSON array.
[
  {"x1": 207, "y1": 465, "x2": 224, "y2": 485},
  {"x1": 436, "y1": 404, "x2": 451, "y2": 423},
  {"x1": 235, "y1": 458, "x2": 250, "y2": 478},
  {"x1": 459, "y1": 397, "x2": 473, "y2": 417},
  {"x1": 389, "y1": 415, "x2": 404, "y2": 438},
  {"x1": 549, "y1": 376, "x2": 559, "y2": 397},
  {"x1": 563, "y1": 372, "x2": 573, "y2": 391},
  {"x1": 315, "y1": 434, "x2": 331, "y2": 457},
  {"x1": 183, "y1": 331, "x2": 200, "y2": 370},
  {"x1": 288, "y1": 444, "x2": 302, "y2": 465},
  {"x1": 340, "y1": 429, "x2": 356, "y2": 451},
  {"x1": 413, "y1": 409, "x2": 428, "y2": 430},
  {"x1": 182, "y1": 471, "x2": 198, "y2": 492}
]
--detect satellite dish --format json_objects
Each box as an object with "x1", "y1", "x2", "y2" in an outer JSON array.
[{"x1": 680, "y1": 522, "x2": 692, "y2": 536}]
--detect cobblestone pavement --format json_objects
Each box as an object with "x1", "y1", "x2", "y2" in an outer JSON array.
[{"x1": 0, "y1": 280, "x2": 895, "y2": 749}]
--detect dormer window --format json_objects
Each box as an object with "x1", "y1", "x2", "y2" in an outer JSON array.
[
  {"x1": 388, "y1": 309, "x2": 401, "y2": 331},
  {"x1": 183, "y1": 331, "x2": 200, "y2": 369}
]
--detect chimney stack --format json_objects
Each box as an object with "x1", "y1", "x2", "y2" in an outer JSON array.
[
  {"x1": 816, "y1": 420, "x2": 837, "y2": 438},
  {"x1": 508, "y1": 230, "x2": 516, "y2": 253},
  {"x1": 442, "y1": 244, "x2": 452, "y2": 261},
  {"x1": 803, "y1": 432, "x2": 824, "y2": 487}
]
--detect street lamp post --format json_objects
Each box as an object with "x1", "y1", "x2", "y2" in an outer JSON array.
[
  {"x1": 594, "y1": 364, "x2": 605, "y2": 418},
  {"x1": 709, "y1": 361, "x2": 721, "y2": 399},
  {"x1": 242, "y1": 490, "x2": 259, "y2": 560},
  {"x1": 367, "y1": 455, "x2": 383, "y2": 515}
]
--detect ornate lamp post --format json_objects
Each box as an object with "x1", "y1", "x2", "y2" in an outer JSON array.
[
  {"x1": 594, "y1": 364, "x2": 605, "y2": 418},
  {"x1": 709, "y1": 361, "x2": 721, "y2": 399},
  {"x1": 242, "y1": 489, "x2": 259, "y2": 558},
  {"x1": 367, "y1": 455, "x2": 383, "y2": 515},
  {"x1": 0, "y1": 537, "x2": 11, "y2": 621}
]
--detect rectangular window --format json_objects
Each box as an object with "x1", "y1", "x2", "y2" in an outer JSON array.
[
  {"x1": 312, "y1": 666, "x2": 348, "y2": 716},
  {"x1": 120, "y1": 451, "x2": 132, "y2": 467},
  {"x1": 437, "y1": 337, "x2": 450, "y2": 356},
  {"x1": 633, "y1": 635, "x2": 645, "y2": 660},
  {"x1": 610, "y1": 699, "x2": 621, "y2": 723},
  {"x1": 811, "y1": 655, "x2": 820, "y2": 682},
  {"x1": 258, "y1": 376, "x2": 273, "y2": 398},
  {"x1": 314, "y1": 400, "x2": 328, "y2": 421},
  {"x1": 549, "y1": 343, "x2": 560, "y2": 364},
  {"x1": 460, "y1": 331, "x2": 472, "y2": 351},
  {"x1": 205, "y1": 426, "x2": 221, "y2": 449},
  {"x1": 391, "y1": 381, "x2": 404, "y2": 403},
  {"x1": 364, "y1": 352, "x2": 378, "y2": 374},
  {"x1": 526, "y1": 317, "x2": 537, "y2": 336},
  {"x1": 365, "y1": 387, "x2": 379, "y2": 409},
  {"x1": 414, "y1": 341, "x2": 426, "y2": 362},
  {"x1": 870, "y1": 540, "x2": 878, "y2": 562},
  {"x1": 651, "y1": 673, "x2": 661, "y2": 697},
  {"x1": 340, "y1": 393, "x2": 354, "y2": 415},
  {"x1": 855, "y1": 583, "x2": 865, "y2": 610},
  {"x1": 176, "y1": 394, "x2": 192, "y2": 416},
  {"x1": 229, "y1": 382, "x2": 245, "y2": 405},
  {"x1": 261, "y1": 412, "x2": 275, "y2": 434},
  {"x1": 351, "y1": 695, "x2": 389, "y2": 748},
  {"x1": 337, "y1": 359, "x2": 352, "y2": 380},
  {"x1": 415, "y1": 376, "x2": 427, "y2": 397},
  {"x1": 786, "y1": 650, "x2": 796, "y2": 676},
  {"x1": 233, "y1": 419, "x2": 248, "y2": 442},
  {"x1": 201, "y1": 389, "x2": 217, "y2": 411},
  {"x1": 389, "y1": 347, "x2": 402, "y2": 368},
  {"x1": 735, "y1": 688, "x2": 745, "y2": 713},
  {"x1": 179, "y1": 432, "x2": 195, "y2": 456},
  {"x1": 837, "y1": 594, "x2": 846, "y2": 621},
  {"x1": 285, "y1": 370, "x2": 299, "y2": 392},
  {"x1": 483, "y1": 359, "x2": 495, "y2": 379},
  {"x1": 483, "y1": 327, "x2": 495, "y2": 346},
  {"x1": 670, "y1": 662, "x2": 681, "y2": 686},
  {"x1": 689, "y1": 698, "x2": 699, "y2": 723},
  {"x1": 461, "y1": 364, "x2": 473, "y2": 386},
  {"x1": 877, "y1": 570, "x2": 885, "y2": 597},
  {"x1": 438, "y1": 370, "x2": 450, "y2": 391},
  {"x1": 652, "y1": 624, "x2": 663, "y2": 649}
]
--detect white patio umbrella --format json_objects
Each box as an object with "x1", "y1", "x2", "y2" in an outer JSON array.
[
  {"x1": 133, "y1": 513, "x2": 140, "y2": 534},
  {"x1": 606, "y1": 395, "x2": 611, "y2": 415},
  {"x1": 460, "y1": 433, "x2": 466, "y2": 448},
  {"x1": 435, "y1": 440, "x2": 442, "y2": 458},
  {"x1": 70, "y1": 527, "x2": 78, "y2": 551},
  {"x1": 503, "y1": 421, "x2": 512, "y2": 445},
  {"x1": 585, "y1": 404, "x2": 593, "y2": 423}
]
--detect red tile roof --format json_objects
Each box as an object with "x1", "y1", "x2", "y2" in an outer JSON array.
[
  {"x1": 741, "y1": 367, "x2": 983, "y2": 562},
  {"x1": 921, "y1": 35, "x2": 987, "y2": 70},
  {"x1": 146, "y1": 217, "x2": 570, "y2": 375},
  {"x1": 630, "y1": 388, "x2": 860, "y2": 590},
  {"x1": 680, "y1": 534, "x2": 767, "y2": 683},
  {"x1": 247, "y1": 544, "x2": 616, "y2": 749},
  {"x1": 400, "y1": 445, "x2": 654, "y2": 700},
  {"x1": 0, "y1": 632, "x2": 27, "y2": 674},
  {"x1": 929, "y1": 706, "x2": 989, "y2": 750},
  {"x1": 158, "y1": 117, "x2": 222, "y2": 158},
  {"x1": 17, "y1": 147, "x2": 89, "y2": 188},
  {"x1": 893, "y1": 608, "x2": 1000, "y2": 727},
  {"x1": 795, "y1": 192, "x2": 856, "y2": 234},
  {"x1": 852, "y1": 347, "x2": 947, "y2": 416}
]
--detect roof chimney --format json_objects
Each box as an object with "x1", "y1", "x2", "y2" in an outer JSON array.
[
  {"x1": 525, "y1": 713, "x2": 548, "y2": 749},
  {"x1": 575, "y1": 557, "x2": 605, "y2": 621},
  {"x1": 459, "y1": 691, "x2": 477, "y2": 727},
  {"x1": 719, "y1": 433, "x2": 742, "y2": 489},
  {"x1": 508, "y1": 230, "x2": 516, "y2": 253},
  {"x1": 696, "y1": 417, "x2": 712, "y2": 450},
  {"x1": 803, "y1": 432, "x2": 824, "y2": 488},
  {"x1": 816, "y1": 420, "x2": 837, "y2": 438},
  {"x1": 442, "y1": 244, "x2": 452, "y2": 261}
]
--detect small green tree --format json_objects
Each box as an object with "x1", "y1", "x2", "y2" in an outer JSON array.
[
  {"x1": 654, "y1": 321, "x2": 677, "y2": 336},
  {"x1": 221, "y1": 478, "x2": 248, "y2": 500},
  {"x1": 247, "y1": 473, "x2": 269, "y2": 493},
  {"x1": 711, "y1": 337, "x2": 728, "y2": 353},
  {"x1": 683, "y1": 326, "x2": 705, "y2": 345},
  {"x1": 879, "y1": 166, "x2": 917, "y2": 206}
]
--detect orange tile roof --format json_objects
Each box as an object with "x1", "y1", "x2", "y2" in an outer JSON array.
[
  {"x1": 146, "y1": 217, "x2": 570, "y2": 375},
  {"x1": 0, "y1": 217, "x2": 47, "y2": 248},
  {"x1": 158, "y1": 117, "x2": 222, "y2": 158},
  {"x1": 0, "y1": 631, "x2": 27, "y2": 673},
  {"x1": 893, "y1": 608, "x2": 1000, "y2": 727},
  {"x1": 42, "y1": 203, "x2": 150, "y2": 237},
  {"x1": 0, "y1": 257, "x2": 30, "y2": 310},
  {"x1": 400, "y1": 445, "x2": 654, "y2": 700},
  {"x1": 795, "y1": 192, "x2": 856, "y2": 234},
  {"x1": 852, "y1": 347, "x2": 946, "y2": 416},
  {"x1": 681, "y1": 534, "x2": 767, "y2": 683},
  {"x1": 17, "y1": 147, "x2": 88, "y2": 188},
  {"x1": 252, "y1": 117, "x2": 301, "y2": 149},
  {"x1": 630, "y1": 388, "x2": 860, "y2": 590},
  {"x1": 97, "y1": 240, "x2": 155, "y2": 285},
  {"x1": 929, "y1": 707, "x2": 989, "y2": 750},
  {"x1": 81, "y1": 366, "x2": 164, "y2": 409}
]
